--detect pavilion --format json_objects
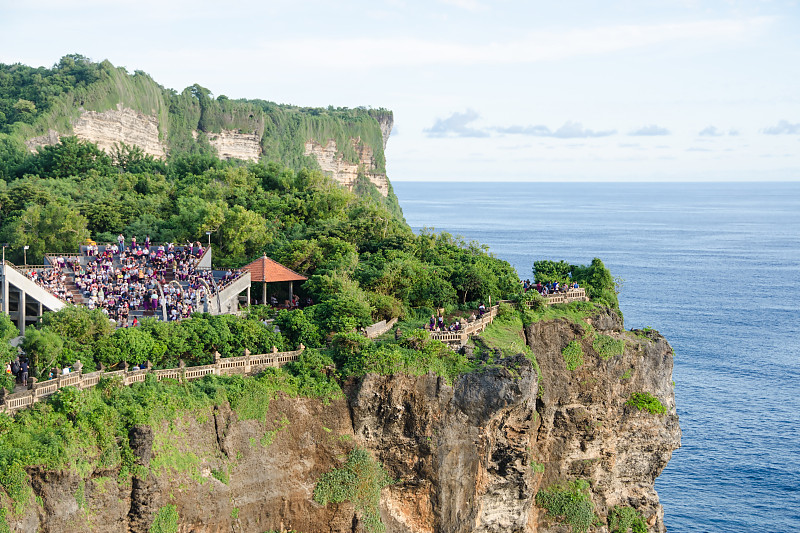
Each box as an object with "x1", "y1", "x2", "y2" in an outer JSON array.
[{"x1": 242, "y1": 254, "x2": 307, "y2": 306}]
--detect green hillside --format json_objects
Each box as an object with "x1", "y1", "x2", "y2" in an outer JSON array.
[{"x1": 0, "y1": 54, "x2": 391, "y2": 179}]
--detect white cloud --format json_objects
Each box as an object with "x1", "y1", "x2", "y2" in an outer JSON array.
[
  {"x1": 763, "y1": 120, "x2": 800, "y2": 134},
  {"x1": 439, "y1": 0, "x2": 485, "y2": 11},
  {"x1": 425, "y1": 109, "x2": 489, "y2": 137},
  {"x1": 144, "y1": 17, "x2": 773, "y2": 71},
  {"x1": 699, "y1": 125, "x2": 724, "y2": 136},
  {"x1": 630, "y1": 124, "x2": 670, "y2": 136}
]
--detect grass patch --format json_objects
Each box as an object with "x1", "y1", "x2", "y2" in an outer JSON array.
[
  {"x1": 313, "y1": 447, "x2": 393, "y2": 533},
  {"x1": 535, "y1": 479, "x2": 597, "y2": 533},
  {"x1": 562, "y1": 341, "x2": 584, "y2": 371},
  {"x1": 522, "y1": 301, "x2": 599, "y2": 330},
  {"x1": 470, "y1": 313, "x2": 541, "y2": 378},
  {"x1": 149, "y1": 504, "x2": 178, "y2": 533},
  {"x1": 625, "y1": 392, "x2": 666, "y2": 415},
  {"x1": 210, "y1": 468, "x2": 229, "y2": 485},
  {"x1": 621, "y1": 368, "x2": 633, "y2": 380},
  {"x1": 592, "y1": 334, "x2": 625, "y2": 360}
]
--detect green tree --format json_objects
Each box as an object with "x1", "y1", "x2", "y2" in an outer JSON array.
[
  {"x1": 25, "y1": 136, "x2": 115, "y2": 179},
  {"x1": 533, "y1": 260, "x2": 572, "y2": 285},
  {"x1": 21, "y1": 327, "x2": 64, "y2": 377},
  {"x1": 5, "y1": 203, "x2": 89, "y2": 262}
]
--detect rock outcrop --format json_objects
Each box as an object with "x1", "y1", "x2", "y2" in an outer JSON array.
[
  {"x1": 526, "y1": 311, "x2": 681, "y2": 532},
  {"x1": 304, "y1": 139, "x2": 390, "y2": 197},
  {"x1": 25, "y1": 105, "x2": 166, "y2": 159},
  {"x1": 7, "y1": 310, "x2": 679, "y2": 532},
  {"x1": 202, "y1": 129, "x2": 261, "y2": 162}
]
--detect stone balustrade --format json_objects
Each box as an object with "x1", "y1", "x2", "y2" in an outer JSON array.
[
  {"x1": 1, "y1": 345, "x2": 305, "y2": 414},
  {"x1": 526, "y1": 287, "x2": 588, "y2": 307},
  {"x1": 429, "y1": 305, "x2": 499, "y2": 346},
  {"x1": 364, "y1": 318, "x2": 399, "y2": 339}
]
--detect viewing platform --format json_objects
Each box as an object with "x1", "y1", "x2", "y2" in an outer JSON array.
[{"x1": 0, "y1": 243, "x2": 258, "y2": 332}]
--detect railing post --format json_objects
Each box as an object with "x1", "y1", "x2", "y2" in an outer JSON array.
[
  {"x1": 214, "y1": 351, "x2": 221, "y2": 375},
  {"x1": 244, "y1": 349, "x2": 251, "y2": 373},
  {"x1": 179, "y1": 359, "x2": 185, "y2": 382}
]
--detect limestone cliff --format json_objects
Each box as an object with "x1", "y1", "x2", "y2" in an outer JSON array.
[
  {"x1": 304, "y1": 138, "x2": 390, "y2": 197},
  {"x1": 25, "y1": 104, "x2": 167, "y2": 159},
  {"x1": 194, "y1": 129, "x2": 262, "y2": 162},
  {"x1": 6, "y1": 310, "x2": 679, "y2": 532}
]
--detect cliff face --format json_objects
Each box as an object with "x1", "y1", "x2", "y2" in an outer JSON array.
[
  {"x1": 350, "y1": 358, "x2": 539, "y2": 532},
  {"x1": 7, "y1": 311, "x2": 679, "y2": 532},
  {"x1": 304, "y1": 138, "x2": 390, "y2": 197},
  {"x1": 194, "y1": 129, "x2": 262, "y2": 162},
  {"x1": 25, "y1": 105, "x2": 167, "y2": 159},
  {"x1": 14, "y1": 397, "x2": 357, "y2": 533},
  {"x1": 526, "y1": 310, "x2": 681, "y2": 532}
]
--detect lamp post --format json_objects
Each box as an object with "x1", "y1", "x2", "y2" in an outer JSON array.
[
  {"x1": 205, "y1": 231, "x2": 212, "y2": 247},
  {"x1": 23, "y1": 245, "x2": 29, "y2": 266}
]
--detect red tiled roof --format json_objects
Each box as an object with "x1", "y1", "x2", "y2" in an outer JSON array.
[{"x1": 243, "y1": 255, "x2": 307, "y2": 283}]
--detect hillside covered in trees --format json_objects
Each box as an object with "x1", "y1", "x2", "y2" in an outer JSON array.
[{"x1": 0, "y1": 54, "x2": 395, "y2": 208}]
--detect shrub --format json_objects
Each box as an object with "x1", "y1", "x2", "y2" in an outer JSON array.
[
  {"x1": 593, "y1": 334, "x2": 625, "y2": 360},
  {"x1": 562, "y1": 341, "x2": 584, "y2": 371},
  {"x1": 313, "y1": 447, "x2": 393, "y2": 533},
  {"x1": 535, "y1": 479, "x2": 597, "y2": 533},
  {"x1": 626, "y1": 392, "x2": 666, "y2": 415},
  {"x1": 608, "y1": 505, "x2": 647, "y2": 533}
]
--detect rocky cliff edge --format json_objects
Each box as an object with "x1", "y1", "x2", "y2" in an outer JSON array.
[{"x1": 9, "y1": 308, "x2": 679, "y2": 533}]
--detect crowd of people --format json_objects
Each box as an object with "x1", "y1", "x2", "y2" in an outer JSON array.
[
  {"x1": 73, "y1": 241, "x2": 213, "y2": 324},
  {"x1": 20, "y1": 238, "x2": 247, "y2": 326},
  {"x1": 521, "y1": 279, "x2": 580, "y2": 295},
  {"x1": 25, "y1": 266, "x2": 74, "y2": 303}
]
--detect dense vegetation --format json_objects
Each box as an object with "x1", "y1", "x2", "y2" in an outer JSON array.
[
  {"x1": 0, "y1": 55, "x2": 393, "y2": 203},
  {"x1": 0, "y1": 55, "x2": 630, "y2": 531}
]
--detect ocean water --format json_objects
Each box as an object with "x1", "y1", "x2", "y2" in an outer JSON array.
[{"x1": 393, "y1": 181, "x2": 800, "y2": 533}]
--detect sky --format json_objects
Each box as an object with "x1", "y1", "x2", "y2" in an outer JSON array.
[{"x1": 1, "y1": 0, "x2": 799, "y2": 182}]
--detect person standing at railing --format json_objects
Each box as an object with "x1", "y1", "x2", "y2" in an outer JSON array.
[
  {"x1": 117, "y1": 234, "x2": 125, "y2": 254},
  {"x1": 20, "y1": 359, "x2": 29, "y2": 387}
]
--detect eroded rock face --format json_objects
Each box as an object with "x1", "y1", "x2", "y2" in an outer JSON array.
[
  {"x1": 13, "y1": 396, "x2": 357, "y2": 533},
  {"x1": 304, "y1": 139, "x2": 390, "y2": 197},
  {"x1": 203, "y1": 129, "x2": 261, "y2": 162},
  {"x1": 25, "y1": 105, "x2": 167, "y2": 159},
  {"x1": 350, "y1": 356, "x2": 539, "y2": 533},
  {"x1": 9, "y1": 310, "x2": 679, "y2": 533},
  {"x1": 526, "y1": 312, "x2": 681, "y2": 533}
]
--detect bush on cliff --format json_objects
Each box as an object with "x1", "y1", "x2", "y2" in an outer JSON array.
[
  {"x1": 625, "y1": 392, "x2": 666, "y2": 415},
  {"x1": 313, "y1": 447, "x2": 393, "y2": 533},
  {"x1": 535, "y1": 478, "x2": 597, "y2": 533},
  {"x1": 608, "y1": 505, "x2": 647, "y2": 533}
]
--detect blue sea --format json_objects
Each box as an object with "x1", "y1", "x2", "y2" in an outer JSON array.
[{"x1": 393, "y1": 181, "x2": 800, "y2": 533}]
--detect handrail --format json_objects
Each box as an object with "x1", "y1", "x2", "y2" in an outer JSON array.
[{"x1": 1, "y1": 345, "x2": 306, "y2": 414}]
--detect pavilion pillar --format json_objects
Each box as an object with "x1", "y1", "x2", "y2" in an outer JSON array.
[
  {"x1": 2, "y1": 269, "x2": 7, "y2": 314},
  {"x1": 289, "y1": 281, "x2": 294, "y2": 301},
  {"x1": 262, "y1": 282, "x2": 267, "y2": 306},
  {"x1": 246, "y1": 286, "x2": 251, "y2": 306},
  {"x1": 19, "y1": 288, "x2": 26, "y2": 336}
]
